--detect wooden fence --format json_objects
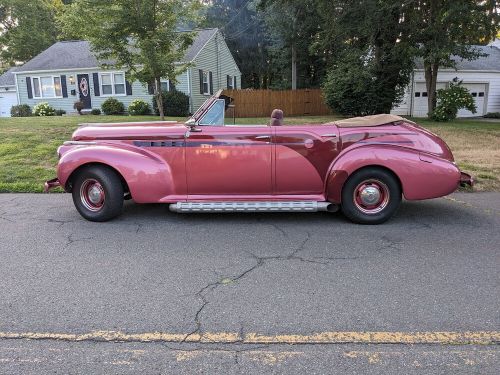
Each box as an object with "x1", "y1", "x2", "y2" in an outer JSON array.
[{"x1": 222, "y1": 89, "x2": 332, "y2": 118}]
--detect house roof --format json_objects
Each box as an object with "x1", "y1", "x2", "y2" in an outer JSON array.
[
  {"x1": 0, "y1": 66, "x2": 20, "y2": 86},
  {"x1": 415, "y1": 45, "x2": 500, "y2": 71},
  {"x1": 15, "y1": 28, "x2": 219, "y2": 73}
]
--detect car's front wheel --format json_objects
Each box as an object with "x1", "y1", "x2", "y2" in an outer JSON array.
[
  {"x1": 72, "y1": 165, "x2": 124, "y2": 222},
  {"x1": 341, "y1": 168, "x2": 401, "y2": 224}
]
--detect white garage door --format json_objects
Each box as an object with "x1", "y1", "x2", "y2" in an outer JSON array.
[
  {"x1": 412, "y1": 82, "x2": 446, "y2": 117},
  {"x1": 0, "y1": 91, "x2": 18, "y2": 117},
  {"x1": 457, "y1": 83, "x2": 487, "y2": 117}
]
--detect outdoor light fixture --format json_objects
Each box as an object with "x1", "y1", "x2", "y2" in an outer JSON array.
[{"x1": 69, "y1": 75, "x2": 75, "y2": 85}]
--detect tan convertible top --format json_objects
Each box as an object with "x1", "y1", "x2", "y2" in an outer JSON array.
[{"x1": 334, "y1": 114, "x2": 415, "y2": 128}]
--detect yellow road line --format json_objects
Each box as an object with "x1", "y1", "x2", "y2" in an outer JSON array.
[{"x1": 0, "y1": 331, "x2": 498, "y2": 345}]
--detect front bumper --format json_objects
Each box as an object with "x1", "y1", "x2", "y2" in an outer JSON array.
[
  {"x1": 459, "y1": 172, "x2": 474, "y2": 187},
  {"x1": 44, "y1": 178, "x2": 61, "y2": 193}
]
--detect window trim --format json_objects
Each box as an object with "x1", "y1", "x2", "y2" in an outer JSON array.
[
  {"x1": 99, "y1": 71, "x2": 127, "y2": 97},
  {"x1": 202, "y1": 71, "x2": 210, "y2": 95},
  {"x1": 31, "y1": 75, "x2": 63, "y2": 99},
  {"x1": 160, "y1": 80, "x2": 170, "y2": 92}
]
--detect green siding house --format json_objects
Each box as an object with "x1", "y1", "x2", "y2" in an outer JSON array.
[{"x1": 11, "y1": 28, "x2": 240, "y2": 115}]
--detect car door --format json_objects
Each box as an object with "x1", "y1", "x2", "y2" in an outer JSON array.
[{"x1": 185, "y1": 99, "x2": 272, "y2": 196}]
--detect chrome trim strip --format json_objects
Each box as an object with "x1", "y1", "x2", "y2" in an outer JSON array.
[
  {"x1": 170, "y1": 201, "x2": 337, "y2": 213},
  {"x1": 63, "y1": 141, "x2": 98, "y2": 146}
]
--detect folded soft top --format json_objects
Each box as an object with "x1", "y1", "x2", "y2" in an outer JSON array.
[{"x1": 335, "y1": 114, "x2": 415, "y2": 128}]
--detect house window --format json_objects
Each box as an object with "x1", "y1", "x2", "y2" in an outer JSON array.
[
  {"x1": 100, "y1": 72, "x2": 126, "y2": 96},
  {"x1": 161, "y1": 80, "x2": 170, "y2": 92},
  {"x1": 414, "y1": 92, "x2": 420, "y2": 97},
  {"x1": 422, "y1": 92, "x2": 428, "y2": 97},
  {"x1": 478, "y1": 92, "x2": 484, "y2": 97},
  {"x1": 32, "y1": 76, "x2": 62, "y2": 98},
  {"x1": 227, "y1": 75, "x2": 233, "y2": 89},
  {"x1": 203, "y1": 71, "x2": 209, "y2": 94},
  {"x1": 471, "y1": 92, "x2": 477, "y2": 97}
]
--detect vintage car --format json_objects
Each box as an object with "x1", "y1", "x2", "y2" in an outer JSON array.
[{"x1": 44, "y1": 91, "x2": 473, "y2": 224}]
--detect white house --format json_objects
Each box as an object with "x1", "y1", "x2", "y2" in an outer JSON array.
[{"x1": 392, "y1": 41, "x2": 500, "y2": 117}]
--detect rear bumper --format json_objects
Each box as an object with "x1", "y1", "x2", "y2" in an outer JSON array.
[
  {"x1": 459, "y1": 172, "x2": 474, "y2": 187},
  {"x1": 44, "y1": 178, "x2": 61, "y2": 193}
]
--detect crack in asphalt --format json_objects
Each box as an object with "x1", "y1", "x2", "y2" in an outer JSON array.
[{"x1": 64, "y1": 233, "x2": 94, "y2": 249}]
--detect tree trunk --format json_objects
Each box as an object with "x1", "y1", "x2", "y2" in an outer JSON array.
[
  {"x1": 291, "y1": 44, "x2": 297, "y2": 90},
  {"x1": 424, "y1": 62, "x2": 439, "y2": 116},
  {"x1": 155, "y1": 77, "x2": 164, "y2": 121}
]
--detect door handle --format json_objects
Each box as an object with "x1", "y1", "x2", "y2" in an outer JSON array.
[
  {"x1": 320, "y1": 133, "x2": 337, "y2": 138},
  {"x1": 255, "y1": 135, "x2": 271, "y2": 139}
]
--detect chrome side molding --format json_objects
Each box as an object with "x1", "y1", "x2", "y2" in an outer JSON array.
[
  {"x1": 63, "y1": 141, "x2": 97, "y2": 146},
  {"x1": 169, "y1": 201, "x2": 338, "y2": 213}
]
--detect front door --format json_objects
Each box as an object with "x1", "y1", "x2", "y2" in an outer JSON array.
[
  {"x1": 77, "y1": 74, "x2": 92, "y2": 109},
  {"x1": 185, "y1": 125, "x2": 273, "y2": 196}
]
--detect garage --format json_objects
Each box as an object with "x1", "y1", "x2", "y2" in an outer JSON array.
[
  {"x1": 0, "y1": 91, "x2": 18, "y2": 117},
  {"x1": 0, "y1": 67, "x2": 19, "y2": 117},
  {"x1": 411, "y1": 82, "x2": 447, "y2": 117}
]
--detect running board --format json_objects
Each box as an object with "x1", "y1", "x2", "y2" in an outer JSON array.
[{"x1": 169, "y1": 201, "x2": 338, "y2": 213}]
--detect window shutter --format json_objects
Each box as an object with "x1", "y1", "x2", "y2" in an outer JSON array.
[
  {"x1": 61, "y1": 75, "x2": 68, "y2": 98},
  {"x1": 126, "y1": 80, "x2": 132, "y2": 95},
  {"x1": 147, "y1": 81, "x2": 154, "y2": 95},
  {"x1": 93, "y1": 73, "x2": 100, "y2": 96},
  {"x1": 26, "y1": 77, "x2": 33, "y2": 99},
  {"x1": 199, "y1": 70, "x2": 204, "y2": 94},
  {"x1": 234, "y1": 76, "x2": 237, "y2": 90},
  {"x1": 209, "y1": 71, "x2": 213, "y2": 95},
  {"x1": 169, "y1": 80, "x2": 175, "y2": 92}
]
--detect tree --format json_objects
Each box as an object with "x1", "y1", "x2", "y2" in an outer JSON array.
[
  {"x1": 59, "y1": 0, "x2": 200, "y2": 120},
  {"x1": 317, "y1": 0, "x2": 414, "y2": 114},
  {"x1": 405, "y1": 0, "x2": 499, "y2": 115},
  {"x1": 0, "y1": 0, "x2": 63, "y2": 65}
]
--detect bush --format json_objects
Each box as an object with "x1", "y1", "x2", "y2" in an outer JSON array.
[
  {"x1": 33, "y1": 102, "x2": 56, "y2": 116},
  {"x1": 101, "y1": 97, "x2": 125, "y2": 115},
  {"x1": 128, "y1": 99, "x2": 151, "y2": 115},
  {"x1": 484, "y1": 112, "x2": 500, "y2": 119},
  {"x1": 73, "y1": 101, "x2": 84, "y2": 115},
  {"x1": 429, "y1": 80, "x2": 476, "y2": 122},
  {"x1": 91, "y1": 108, "x2": 101, "y2": 115},
  {"x1": 10, "y1": 104, "x2": 32, "y2": 117},
  {"x1": 152, "y1": 90, "x2": 190, "y2": 117},
  {"x1": 55, "y1": 109, "x2": 66, "y2": 116}
]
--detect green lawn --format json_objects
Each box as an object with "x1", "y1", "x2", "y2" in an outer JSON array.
[{"x1": 0, "y1": 114, "x2": 498, "y2": 192}]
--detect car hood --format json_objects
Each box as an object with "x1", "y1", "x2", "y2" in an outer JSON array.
[{"x1": 72, "y1": 121, "x2": 187, "y2": 141}]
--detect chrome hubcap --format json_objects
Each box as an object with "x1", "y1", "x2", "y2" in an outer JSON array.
[
  {"x1": 80, "y1": 179, "x2": 105, "y2": 212},
  {"x1": 353, "y1": 179, "x2": 390, "y2": 214}
]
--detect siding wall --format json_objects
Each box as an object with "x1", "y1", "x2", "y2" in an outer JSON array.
[
  {"x1": 15, "y1": 70, "x2": 190, "y2": 113},
  {"x1": 189, "y1": 31, "x2": 241, "y2": 112},
  {"x1": 392, "y1": 70, "x2": 500, "y2": 117}
]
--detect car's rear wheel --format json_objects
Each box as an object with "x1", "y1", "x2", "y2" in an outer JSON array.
[
  {"x1": 72, "y1": 165, "x2": 124, "y2": 222},
  {"x1": 341, "y1": 168, "x2": 401, "y2": 224}
]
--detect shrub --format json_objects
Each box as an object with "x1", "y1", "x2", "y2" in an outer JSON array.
[
  {"x1": 33, "y1": 102, "x2": 56, "y2": 116},
  {"x1": 91, "y1": 108, "x2": 101, "y2": 115},
  {"x1": 55, "y1": 109, "x2": 66, "y2": 116},
  {"x1": 152, "y1": 90, "x2": 190, "y2": 117},
  {"x1": 101, "y1": 97, "x2": 125, "y2": 115},
  {"x1": 10, "y1": 104, "x2": 32, "y2": 117},
  {"x1": 484, "y1": 112, "x2": 500, "y2": 119},
  {"x1": 128, "y1": 99, "x2": 151, "y2": 115},
  {"x1": 73, "y1": 100, "x2": 84, "y2": 115},
  {"x1": 429, "y1": 80, "x2": 476, "y2": 122}
]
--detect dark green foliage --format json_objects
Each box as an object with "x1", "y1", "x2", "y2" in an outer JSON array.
[
  {"x1": 10, "y1": 104, "x2": 31, "y2": 117},
  {"x1": 128, "y1": 99, "x2": 151, "y2": 115},
  {"x1": 101, "y1": 98, "x2": 125, "y2": 115},
  {"x1": 55, "y1": 109, "x2": 66, "y2": 116},
  {"x1": 152, "y1": 90, "x2": 189, "y2": 117},
  {"x1": 484, "y1": 112, "x2": 500, "y2": 119},
  {"x1": 91, "y1": 108, "x2": 101, "y2": 115}
]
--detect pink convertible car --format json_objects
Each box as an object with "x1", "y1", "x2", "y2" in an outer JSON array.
[{"x1": 45, "y1": 91, "x2": 473, "y2": 224}]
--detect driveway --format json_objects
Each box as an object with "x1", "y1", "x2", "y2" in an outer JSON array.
[{"x1": 0, "y1": 193, "x2": 498, "y2": 374}]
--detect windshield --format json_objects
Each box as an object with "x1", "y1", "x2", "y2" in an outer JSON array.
[{"x1": 199, "y1": 99, "x2": 225, "y2": 126}]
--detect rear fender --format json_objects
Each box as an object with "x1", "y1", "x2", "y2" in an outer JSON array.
[
  {"x1": 325, "y1": 145, "x2": 461, "y2": 203},
  {"x1": 58, "y1": 145, "x2": 175, "y2": 203}
]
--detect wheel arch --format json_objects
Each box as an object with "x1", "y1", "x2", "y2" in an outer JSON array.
[{"x1": 65, "y1": 162, "x2": 130, "y2": 195}]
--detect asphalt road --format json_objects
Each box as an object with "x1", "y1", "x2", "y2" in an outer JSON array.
[{"x1": 0, "y1": 192, "x2": 499, "y2": 374}]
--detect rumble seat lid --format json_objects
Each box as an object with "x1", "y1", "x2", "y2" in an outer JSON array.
[{"x1": 335, "y1": 114, "x2": 415, "y2": 127}]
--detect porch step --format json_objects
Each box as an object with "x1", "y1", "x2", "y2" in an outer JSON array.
[{"x1": 169, "y1": 201, "x2": 338, "y2": 213}]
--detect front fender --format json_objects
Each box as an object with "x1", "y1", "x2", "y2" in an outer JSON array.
[
  {"x1": 325, "y1": 145, "x2": 461, "y2": 203},
  {"x1": 57, "y1": 145, "x2": 177, "y2": 203}
]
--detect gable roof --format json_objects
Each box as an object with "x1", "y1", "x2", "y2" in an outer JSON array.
[
  {"x1": 16, "y1": 28, "x2": 219, "y2": 73},
  {"x1": 0, "y1": 66, "x2": 20, "y2": 86},
  {"x1": 415, "y1": 45, "x2": 500, "y2": 71}
]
